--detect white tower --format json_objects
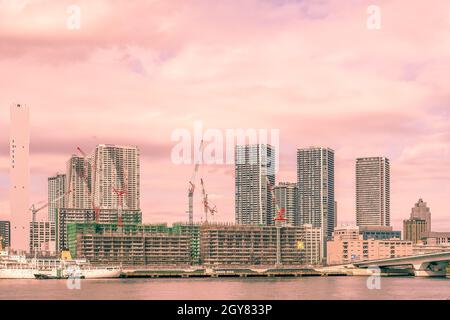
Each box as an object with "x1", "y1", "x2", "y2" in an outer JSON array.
[{"x1": 10, "y1": 104, "x2": 30, "y2": 252}]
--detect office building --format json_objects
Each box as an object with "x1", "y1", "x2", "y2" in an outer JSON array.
[
  {"x1": 327, "y1": 226, "x2": 412, "y2": 265},
  {"x1": 235, "y1": 144, "x2": 276, "y2": 226},
  {"x1": 410, "y1": 198, "x2": 431, "y2": 232},
  {"x1": 48, "y1": 173, "x2": 66, "y2": 221},
  {"x1": 29, "y1": 221, "x2": 56, "y2": 255},
  {"x1": 9, "y1": 104, "x2": 30, "y2": 251},
  {"x1": 359, "y1": 225, "x2": 401, "y2": 240},
  {"x1": 356, "y1": 157, "x2": 390, "y2": 227},
  {"x1": 403, "y1": 218, "x2": 427, "y2": 243},
  {"x1": 274, "y1": 182, "x2": 298, "y2": 226},
  {"x1": 297, "y1": 147, "x2": 335, "y2": 259},
  {"x1": 0, "y1": 221, "x2": 11, "y2": 248},
  {"x1": 420, "y1": 232, "x2": 450, "y2": 245},
  {"x1": 299, "y1": 224, "x2": 322, "y2": 265}
]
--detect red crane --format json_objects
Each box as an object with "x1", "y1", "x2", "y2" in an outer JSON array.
[
  {"x1": 200, "y1": 178, "x2": 217, "y2": 223},
  {"x1": 265, "y1": 176, "x2": 287, "y2": 223}
]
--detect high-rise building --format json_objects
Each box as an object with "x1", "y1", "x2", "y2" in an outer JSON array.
[
  {"x1": 356, "y1": 157, "x2": 390, "y2": 227},
  {"x1": 91, "y1": 144, "x2": 140, "y2": 211},
  {"x1": 403, "y1": 218, "x2": 427, "y2": 243},
  {"x1": 410, "y1": 198, "x2": 431, "y2": 232},
  {"x1": 48, "y1": 173, "x2": 66, "y2": 221},
  {"x1": 66, "y1": 155, "x2": 91, "y2": 209},
  {"x1": 235, "y1": 144, "x2": 276, "y2": 226},
  {"x1": 10, "y1": 104, "x2": 30, "y2": 251},
  {"x1": 274, "y1": 182, "x2": 298, "y2": 226},
  {"x1": 0, "y1": 221, "x2": 11, "y2": 248},
  {"x1": 297, "y1": 147, "x2": 335, "y2": 259}
]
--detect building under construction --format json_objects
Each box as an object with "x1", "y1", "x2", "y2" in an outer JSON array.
[
  {"x1": 67, "y1": 223, "x2": 198, "y2": 266},
  {"x1": 66, "y1": 221, "x2": 320, "y2": 266},
  {"x1": 199, "y1": 223, "x2": 321, "y2": 266},
  {"x1": 56, "y1": 208, "x2": 142, "y2": 251}
]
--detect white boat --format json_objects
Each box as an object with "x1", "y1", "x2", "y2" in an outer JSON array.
[
  {"x1": 0, "y1": 267, "x2": 37, "y2": 279},
  {"x1": 1, "y1": 251, "x2": 122, "y2": 279},
  {"x1": 73, "y1": 266, "x2": 122, "y2": 279}
]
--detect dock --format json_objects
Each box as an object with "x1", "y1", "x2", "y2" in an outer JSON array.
[{"x1": 120, "y1": 268, "x2": 351, "y2": 278}]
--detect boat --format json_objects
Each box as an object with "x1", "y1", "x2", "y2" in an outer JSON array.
[
  {"x1": 1, "y1": 250, "x2": 122, "y2": 279},
  {"x1": 0, "y1": 267, "x2": 37, "y2": 279},
  {"x1": 77, "y1": 266, "x2": 122, "y2": 279}
]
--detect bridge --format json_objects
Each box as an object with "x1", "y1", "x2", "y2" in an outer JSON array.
[{"x1": 351, "y1": 251, "x2": 450, "y2": 277}]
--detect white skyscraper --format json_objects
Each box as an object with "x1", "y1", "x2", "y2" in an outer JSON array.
[
  {"x1": 91, "y1": 144, "x2": 140, "y2": 210},
  {"x1": 297, "y1": 147, "x2": 335, "y2": 260},
  {"x1": 235, "y1": 144, "x2": 276, "y2": 226},
  {"x1": 9, "y1": 104, "x2": 30, "y2": 251},
  {"x1": 66, "y1": 155, "x2": 91, "y2": 209},
  {"x1": 48, "y1": 173, "x2": 66, "y2": 221},
  {"x1": 356, "y1": 157, "x2": 390, "y2": 227}
]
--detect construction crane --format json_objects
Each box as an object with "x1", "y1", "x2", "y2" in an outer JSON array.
[
  {"x1": 200, "y1": 178, "x2": 217, "y2": 223},
  {"x1": 29, "y1": 190, "x2": 70, "y2": 256},
  {"x1": 265, "y1": 176, "x2": 287, "y2": 266},
  {"x1": 76, "y1": 147, "x2": 101, "y2": 223},
  {"x1": 187, "y1": 140, "x2": 204, "y2": 224}
]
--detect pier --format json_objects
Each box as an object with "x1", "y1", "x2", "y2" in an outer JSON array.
[{"x1": 120, "y1": 267, "x2": 351, "y2": 278}]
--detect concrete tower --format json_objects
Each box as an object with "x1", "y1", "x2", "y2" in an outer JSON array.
[
  {"x1": 297, "y1": 147, "x2": 335, "y2": 260},
  {"x1": 410, "y1": 198, "x2": 431, "y2": 232},
  {"x1": 91, "y1": 144, "x2": 140, "y2": 210},
  {"x1": 48, "y1": 173, "x2": 66, "y2": 221},
  {"x1": 235, "y1": 144, "x2": 276, "y2": 226},
  {"x1": 9, "y1": 104, "x2": 30, "y2": 251},
  {"x1": 356, "y1": 157, "x2": 390, "y2": 227}
]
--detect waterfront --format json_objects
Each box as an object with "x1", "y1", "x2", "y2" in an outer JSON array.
[{"x1": 0, "y1": 277, "x2": 449, "y2": 300}]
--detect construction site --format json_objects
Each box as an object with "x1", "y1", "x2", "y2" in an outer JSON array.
[{"x1": 22, "y1": 139, "x2": 322, "y2": 269}]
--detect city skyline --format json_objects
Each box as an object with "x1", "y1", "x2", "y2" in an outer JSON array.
[{"x1": 0, "y1": 1, "x2": 449, "y2": 231}]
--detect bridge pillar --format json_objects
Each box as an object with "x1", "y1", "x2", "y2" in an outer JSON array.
[{"x1": 413, "y1": 262, "x2": 448, "y2": 277}]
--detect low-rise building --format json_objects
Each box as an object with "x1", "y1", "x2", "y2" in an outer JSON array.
[
  {"x1": 199, "y1": 223, "x2": 321, "y2": 266},
  {"x1": 68, "y1": 223, "x2": 192, "y2": 266},
  {"x1": 327, "y1": 226, "x2": 413, "y2": 265},
  {"x1": 420, "y1": 232, "x2": 450, "y2": 245},
  {"x1": 359, "y1": 225, "x2": 401, "y2": 240},
  {"x1": 0, "y1": 221, "x2": 11, "y2": 248},
  {"x1": 403, "y1": 218, "x2": 427, "y2": 243},
  {"x1": 56, "y1": 208, "x2": 142, "y2": 251},
  {"x1": 29, "y1": 221, "x2": 56, "y2": 255}
]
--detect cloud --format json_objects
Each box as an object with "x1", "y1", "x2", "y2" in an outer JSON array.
[{"x1": 0, "y1": 0, "x2": 449, "y2": 229}]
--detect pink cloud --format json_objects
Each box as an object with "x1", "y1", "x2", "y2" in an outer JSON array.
[{"x1": 0, "y1": 0, "x2": 449, "y2": 230}]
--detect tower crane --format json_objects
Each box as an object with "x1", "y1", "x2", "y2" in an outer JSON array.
[
  {"x1": 187, "y1": 140, "x2": 204, "y2": 224},
  {"x1": 29, "y1": 189, "x2": 71, "y2": 255},
  {"x1": 200, "y1": 178, "x2": 218, "y2": 223},
  {"x1": 265, "y1": 176, "x2": 287, "y2": 266}
]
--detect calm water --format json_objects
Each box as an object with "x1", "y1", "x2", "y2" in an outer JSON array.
[{"x1": 0, "y1": 277, "x2": 449, "y2": 300}]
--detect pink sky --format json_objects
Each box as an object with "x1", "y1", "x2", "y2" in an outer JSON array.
[{"x1": 0, "y1": 0, "x2": 449, "y2": 230}]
